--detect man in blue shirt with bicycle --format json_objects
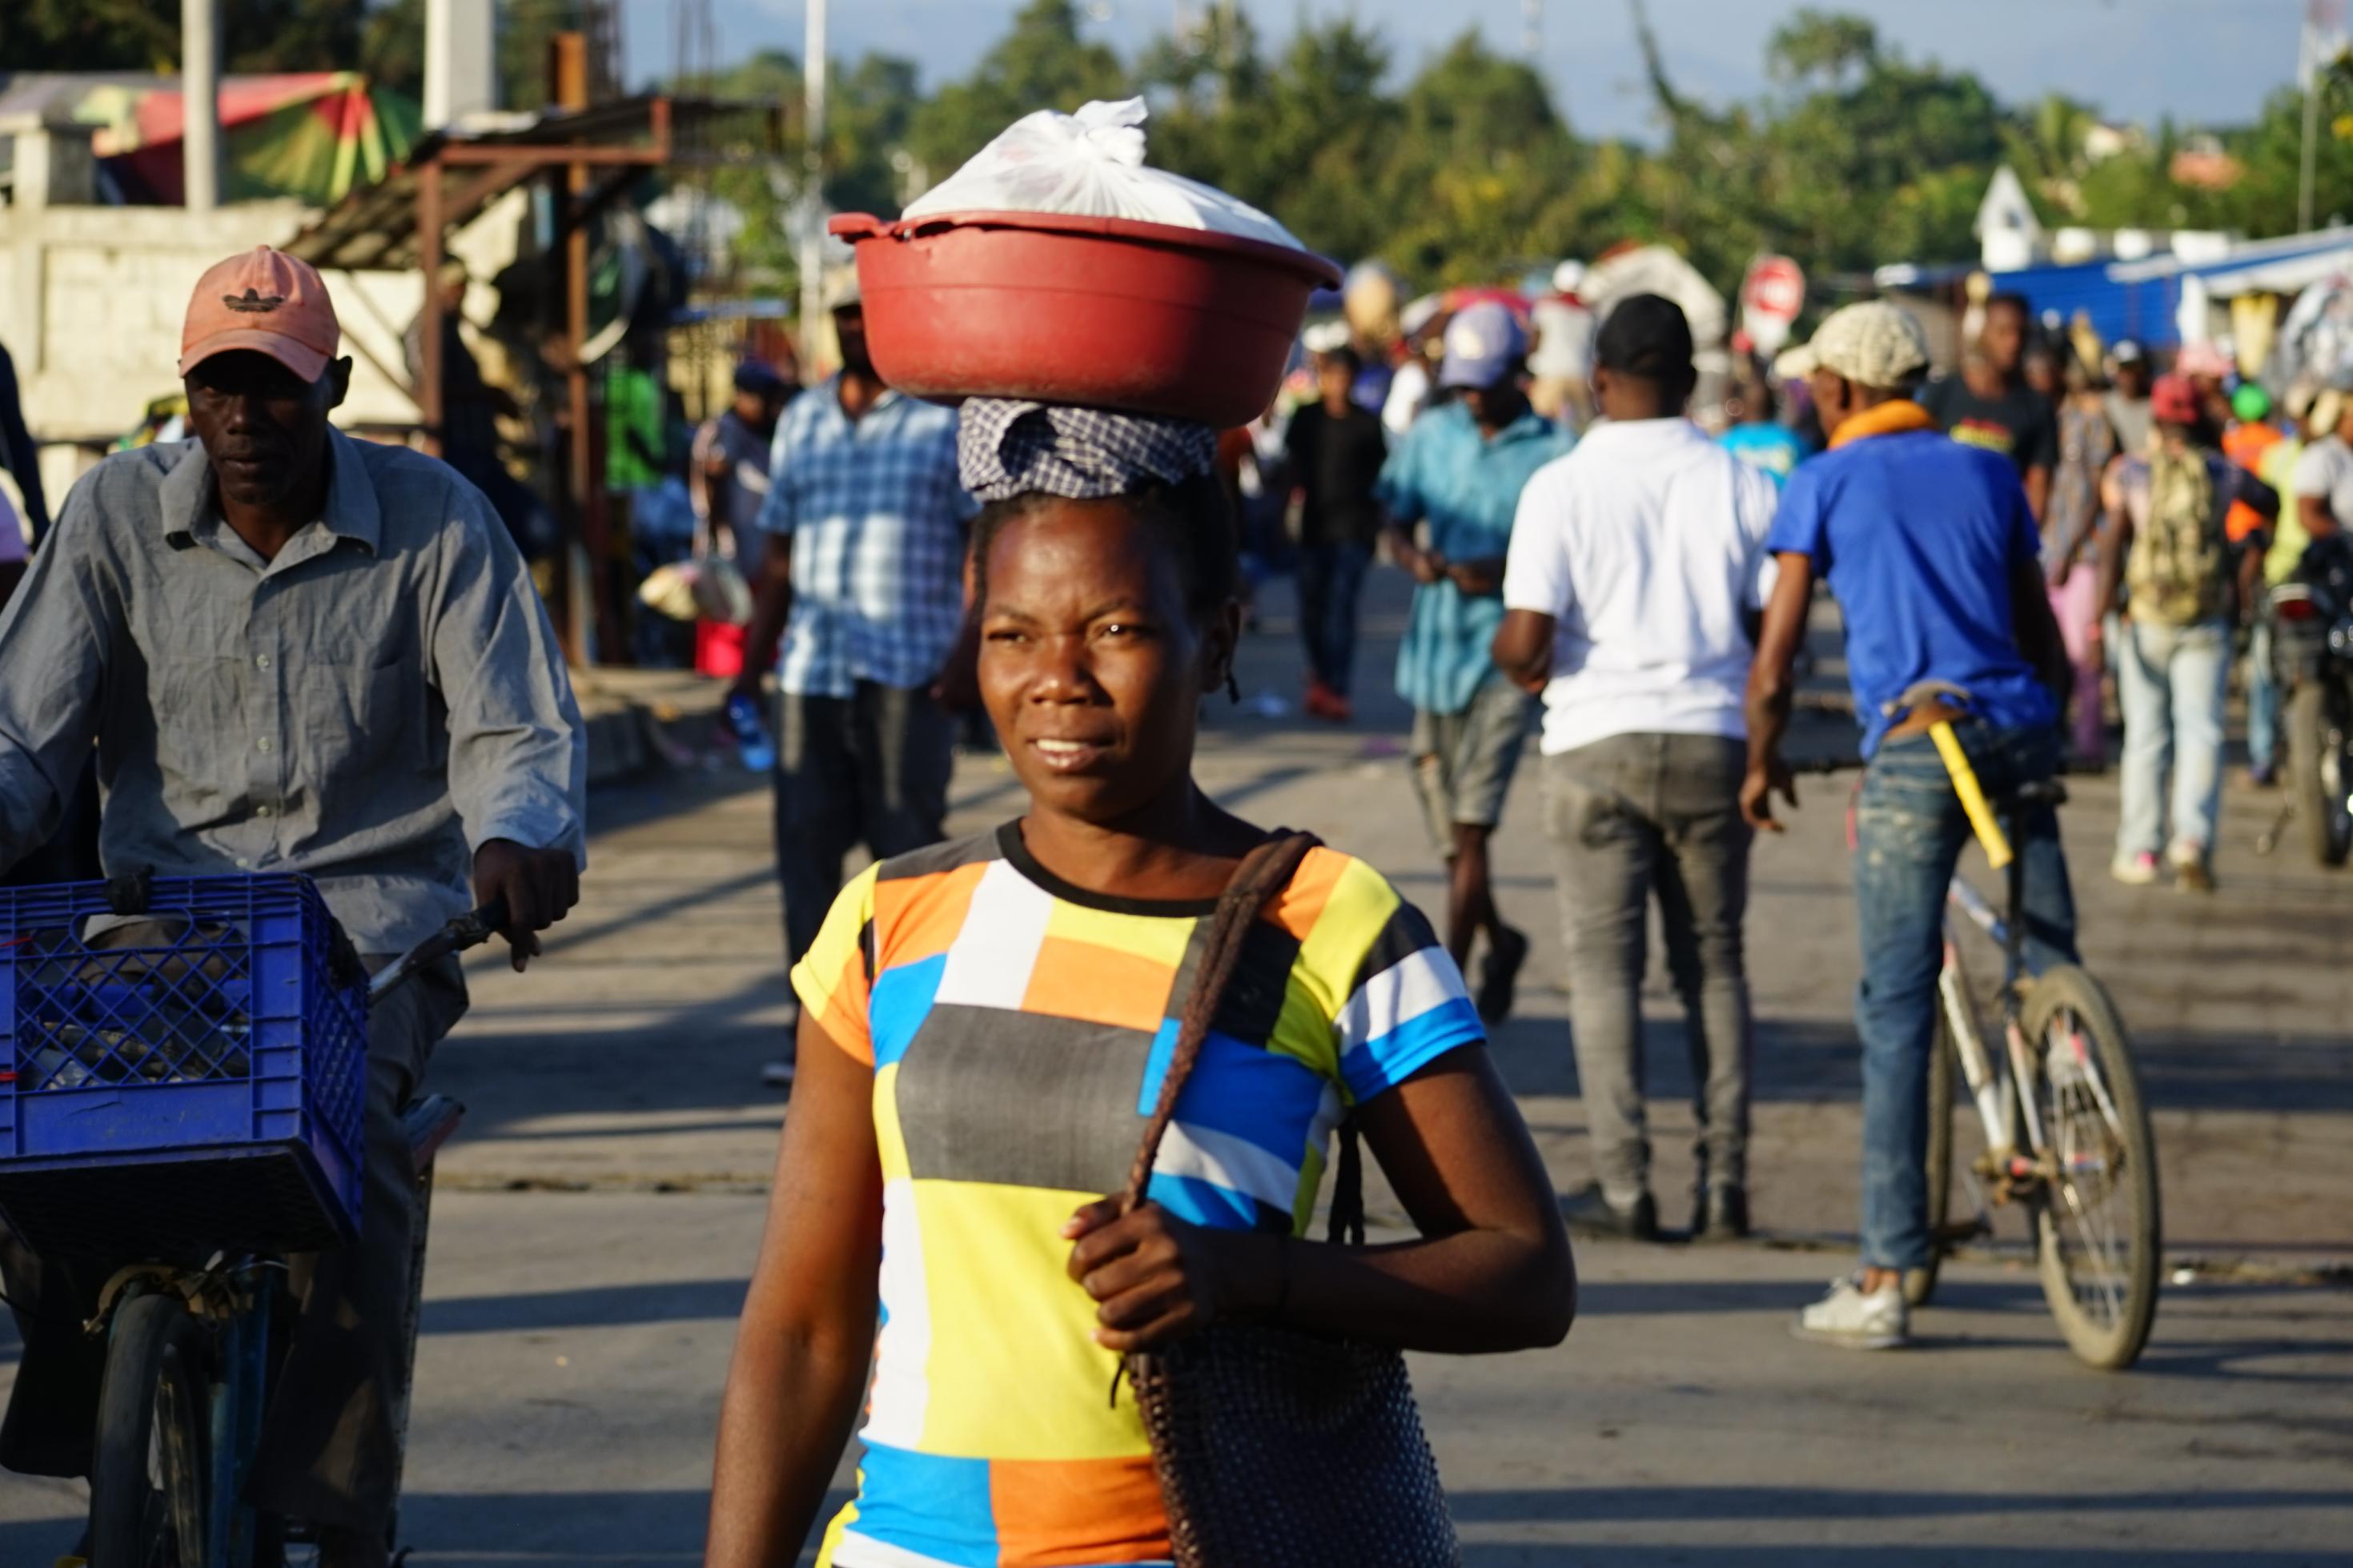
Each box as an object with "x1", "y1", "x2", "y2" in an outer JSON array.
[
  {"x1": 1744, "y1": 303, "x2": 2075, "y2": 1350},
  {"x1": 0, "y1": 249, "x2": 584, "y2": 1566}
]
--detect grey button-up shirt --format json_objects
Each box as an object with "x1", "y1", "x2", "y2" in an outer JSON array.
[{"x1": 0, "y1": 428, "x2": 587, "y2": 953}]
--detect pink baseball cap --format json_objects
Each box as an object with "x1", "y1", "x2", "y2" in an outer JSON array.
[
  {"x1": 2149, "y1": 372, "x2": 2202, "y2": 425},
  {"x1": 179, "y1": 247, "x2": 341, "y2": 383}
]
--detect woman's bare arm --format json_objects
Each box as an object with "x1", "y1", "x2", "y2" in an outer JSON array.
[
  {"x1": 1066, "y1": 1046, "x2": 1574, "y2": 1355},
  {"x1": 707, "y1": 1012, "x2": 884, "y2": 1567}
]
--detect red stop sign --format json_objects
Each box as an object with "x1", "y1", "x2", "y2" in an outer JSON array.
[{"x1": 1743, "y1": 256, "x2": 1805, "y2": 324}]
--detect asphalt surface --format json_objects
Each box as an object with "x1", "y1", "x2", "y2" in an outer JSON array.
[{"x1": 4, "y1": 568, "x2": 2349, "y2": 1564}]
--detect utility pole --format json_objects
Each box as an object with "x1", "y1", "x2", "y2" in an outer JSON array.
[
  {"x1": 800, "y1": 0, "x2": 829, "y2": 382},
  {"x1": 1524, "y1": 0, "x2": 1544, "y2": 58},
  {"x1": 2303, "y1": 74, "x2": 2323, "y2": 234},
  {"x1": 181, "y1": 0, "x2": 220, "y2": 211},
  {"x1": 2306, "y1": 0, "x2": 2348, "y2": 234}
]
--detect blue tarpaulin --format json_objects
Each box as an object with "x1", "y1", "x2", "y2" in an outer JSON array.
[{"x1": 1889, "y1": 230, "x2": 2353, "y2": 350}]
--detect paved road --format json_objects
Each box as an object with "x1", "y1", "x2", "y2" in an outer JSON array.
[{"x1": 5, "y1": 569, "x2": 2349, "y2": 1563}]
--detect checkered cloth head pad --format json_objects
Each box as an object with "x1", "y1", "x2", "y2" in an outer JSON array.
[{"x1": 958, "y1": 399, "x2": 1220, "y2": 503}]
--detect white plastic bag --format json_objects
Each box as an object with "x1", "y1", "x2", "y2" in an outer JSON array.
[{"x1": 903, "y1": 98, "x2": 1305, "y2": 252}]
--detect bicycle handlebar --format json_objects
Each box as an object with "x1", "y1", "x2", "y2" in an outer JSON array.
[{"x1": 367, "y1": 896, "x2": 510, "y2": 1005}]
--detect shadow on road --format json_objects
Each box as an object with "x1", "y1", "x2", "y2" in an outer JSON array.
[
  {"x1": 1459, "y1": 1545, "x2": 2343, "y2": 1565},
  {"x1": 1452, "y1": 1482, "x2": 2353, "y2": 1523}
]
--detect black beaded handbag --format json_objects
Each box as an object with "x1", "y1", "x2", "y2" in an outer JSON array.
[{"x1": 1120, "y1": 832, "x2": 1460, "y2": 1568}]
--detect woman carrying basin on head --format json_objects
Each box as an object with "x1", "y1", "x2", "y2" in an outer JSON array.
[
  {"x1": 705, "y1": 99, "x2": 1572, "y2": 1568},
  {"x1": 705, "y1": 392, "x2": 1574, "y2": 1567}
]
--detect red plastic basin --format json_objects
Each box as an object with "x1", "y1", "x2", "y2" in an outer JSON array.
[{"x1": 830, "y1": 210, "x2": 1342, "y2": 427}]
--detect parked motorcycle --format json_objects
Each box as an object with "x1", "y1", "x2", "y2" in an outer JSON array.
[{"x1": 2268, "y1": 533, "x2": 2353, "y2": 867}]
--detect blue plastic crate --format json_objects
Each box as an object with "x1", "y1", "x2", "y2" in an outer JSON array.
[{"x1": 0, "y1": 875, "x2": 367, "y2": 1259}]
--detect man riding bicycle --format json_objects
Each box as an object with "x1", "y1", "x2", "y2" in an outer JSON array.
[
  {"x1": 0, "y1": 248, "x2": 585, "y2": 1567},
  {"x1": 1742, "y1": 302, "x2": 2076, "y2": 1351}
]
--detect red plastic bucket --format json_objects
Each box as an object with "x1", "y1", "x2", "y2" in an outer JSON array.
[{"x1": 829, "y1": 210, "x2": 1342, "y2": 428}]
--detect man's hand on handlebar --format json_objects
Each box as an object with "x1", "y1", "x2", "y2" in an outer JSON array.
[
  {"x1": 472, "y1": 839, "x2": 580, "y2": 972},
  {"x1": 1740, "y1": 754, "x2": 1797, "y2": 833}
]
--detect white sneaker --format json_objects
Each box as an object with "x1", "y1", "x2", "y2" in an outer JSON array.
[
  {"x1": 2110, "y1": 852, "x2": 2160, "y2": 886},
  {"x1": 1792, "y1": 1274, "x2": 1910, "y2": 1349},
  {"x1": 2167, "y1": 841, "x2": 2214, "y2": 892}
]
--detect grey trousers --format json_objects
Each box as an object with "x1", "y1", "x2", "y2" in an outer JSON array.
[
  {"x1": 1542, "y1": 734, "x2": 1755, "y2": 1205},
  {"x1": 0, "y1": 941, "x2": 466, "y2": 1535},
  {"x1": 773, "y1": 682, "x2": 957, "y2": 977}
]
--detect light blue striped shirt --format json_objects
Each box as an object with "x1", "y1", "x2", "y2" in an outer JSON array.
[{"x1": 1377, "y1": 402, "x2": 1574, "y2": 715}]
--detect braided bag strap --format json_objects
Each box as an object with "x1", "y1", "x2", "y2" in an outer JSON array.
[{"x1": 1119, "y1": 832, "x2": 1319, "y2": 1216}]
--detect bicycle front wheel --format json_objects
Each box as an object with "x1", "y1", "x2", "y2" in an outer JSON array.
[
  {"x1": 90, "y1": 1292, "x2": 212, "y2": 1567},
  {"x1": 2020, "y1": 964, "x2": 2162, "y2": 1369}
]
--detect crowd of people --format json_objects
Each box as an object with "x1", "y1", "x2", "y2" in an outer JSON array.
[
  {"x1": 695, "y1": 255, "x2": 2338, "y2": 1356},
  {"x1": 1261, "y1": 279, "x2": 2338, "y2": 898},
  {"x1": 689, "y1": 255, "x2": 2175, "y2": 1373},
  {"x1": 0, "y1": 208, "x2": 2331, "y2": 1562}
]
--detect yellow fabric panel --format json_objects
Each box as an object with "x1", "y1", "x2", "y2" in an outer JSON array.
[
  {"x1": 1040, "y1": 897, "x2": 1198, "y2": 969},
  {"x1": 1291, "y1": 855, "x2": 1399, "y2": 1010},
  {"x1": 1266, "y1": 855, "x2": 1399, "y2": 1080},
  {"x1": 909, "y1": 1180, "x2": 1150, "y2": 1462},
  {"x1": 792, "y1": 864, "x2": 881, "y2": 1063},
  {"x1": 813, "y1": 1489, "x2": 857, "y2": 1566}
]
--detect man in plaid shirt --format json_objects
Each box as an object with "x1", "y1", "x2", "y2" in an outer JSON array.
[{"x1": 733, "y1": 280, "x2": 975, "y2": 1082}]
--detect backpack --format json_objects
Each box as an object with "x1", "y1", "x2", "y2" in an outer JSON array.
[{"x1": 2126, "y1": 449, "x2": 2226, "y2": 626}]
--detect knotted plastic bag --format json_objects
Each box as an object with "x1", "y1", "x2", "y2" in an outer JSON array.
[{"x1": 903, "y1": 98, "x2": 1304, "y2": 251}]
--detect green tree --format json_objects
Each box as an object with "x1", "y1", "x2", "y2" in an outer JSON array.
[
  {"x1": 908, "y1": 0, "x2": 1129, "y2": 176},
  {"x1": 673, "y1": 47, "x2": 924, "y2": 289},
  {"x1": 1765, "y1": 10, "x2": 1880, "y2": 86},
  {"x1": 2208, "y1": 70, "x2": 2353, "y2": 235},
  {"x1": 1375, "y1": 34, "x2": 1580, "y2": 283},
  {"x1": 1, "y1": 0, "x2": 400, "y2": 77},
  {"x1": 1137, "y1": 12, "x2": 1399, "y2": 262}
]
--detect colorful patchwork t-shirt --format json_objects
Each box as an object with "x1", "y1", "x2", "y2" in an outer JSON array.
[{"x1": 791, "y1": 823, "x2": 1485, "y2": 1568}]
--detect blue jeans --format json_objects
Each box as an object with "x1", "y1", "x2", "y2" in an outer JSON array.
[
  {"x1": 1295, "y1": 541, "x2": 1371, "y2": 695},
  {"x1": 1852, "y1": 722, "x2": 2078, "y2": 1271},
  {"x1": 2115, "y1": 619, "x2": 2231, "y2": 859},
  {"x1": 2247, "y1": 618, "x2": 2280, "y2": 775}
]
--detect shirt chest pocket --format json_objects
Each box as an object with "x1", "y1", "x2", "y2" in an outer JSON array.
[
  {"x1": 295, "y1": 652, "x2": 416, "y2": 780},
  {"x1": 147, "y1": 655, "x2": 247, "y2": 780}
]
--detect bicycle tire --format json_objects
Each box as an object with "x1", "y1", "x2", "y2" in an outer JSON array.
[
  {"x1": 89, "y1": 1292, "x2": 211, "y2": 1568},
  {"x1": 2020, "y1": 964, "x2": 2162, "y2": 1370},
  {"x1": 1904, "y1": 1011, "x2": 1958, "y2": 1309}
]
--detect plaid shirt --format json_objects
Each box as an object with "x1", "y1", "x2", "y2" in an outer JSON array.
[{"x1": 756, "y1": 379, "x2": 974, "y2": 697}]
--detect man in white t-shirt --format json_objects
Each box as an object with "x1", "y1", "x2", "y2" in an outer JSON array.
[
  {"x1": 1492, "y1": 294, "x2": 1780, "y2": 1243},
  {"x1": 2290, "y1": 387, "x2": 2353, "y2": 546}
]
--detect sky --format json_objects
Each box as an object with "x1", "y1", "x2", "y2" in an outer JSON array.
[{"x1": 620, "y1": 0, "x2": 2323, "y2": 144}]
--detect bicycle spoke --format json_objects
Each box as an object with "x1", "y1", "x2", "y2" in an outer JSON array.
[{"x1": 2039, "y1": 1004, "x2": 2134, "y2": 1328}]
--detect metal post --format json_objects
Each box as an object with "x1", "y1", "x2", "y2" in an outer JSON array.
[
  {"x1": 555, "y1": 32, "x2": 598, "y2": 665},
  {"x1": 181, "y1": 0, "x2": 221, "y2": 211},
  {"x1": 2303, "y1": 74, "x2": 2323, "y2": 235},
  {"x1": 417, "y1": 160, "x2": 447, "y2": 458},
  {"x1": 799, "y1": 0, "x2": 829, "y2": 383}
]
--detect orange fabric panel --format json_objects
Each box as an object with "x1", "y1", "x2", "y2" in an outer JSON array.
[
  {"x1": 1263, "y1": 844, "x2": 1346, "y2": 944},
  {"x1": 874, "y1": 860, "x2": 990, "y2": 971},
  {"x1": 1020, "y1": 936, "x2": 1178, "y2": 1032},
  {"x1": 990, "y1": 1454, "x2": 1171, "y2": 1568},
  {"x1": 809, "y1": 943, "x2": 875, "y2": 1065}
]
